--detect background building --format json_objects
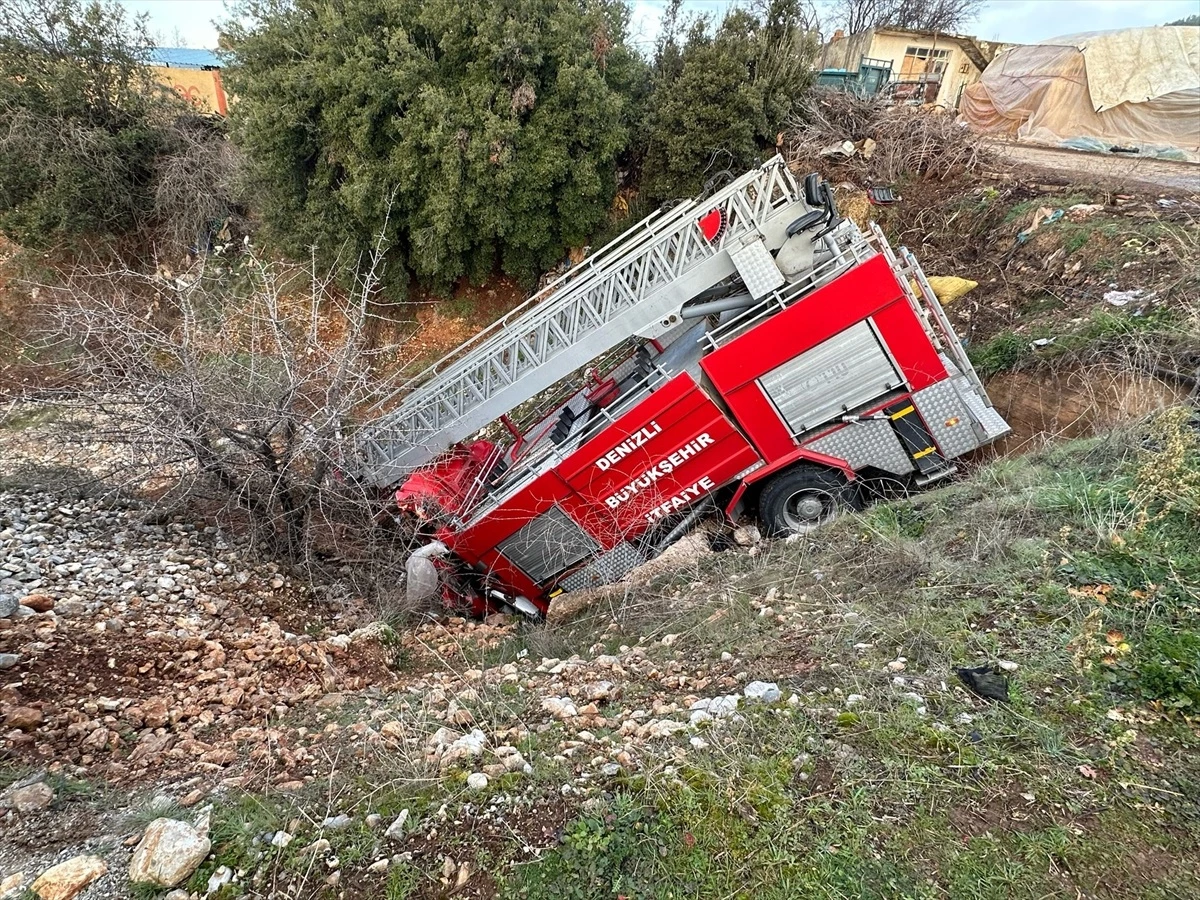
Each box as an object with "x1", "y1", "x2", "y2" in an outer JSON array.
[{"x1": 148, "y1": 47, "x2": 228, "y2": 116}]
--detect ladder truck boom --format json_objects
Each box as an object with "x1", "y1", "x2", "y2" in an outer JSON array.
[
  {"x1": 367, "y1": 162, "x2": 1011, "y2": 618},
  {"x1": 358, "y1": 158, "x2": 809, "y2": 483}
]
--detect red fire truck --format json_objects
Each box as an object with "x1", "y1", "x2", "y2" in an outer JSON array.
[{"x1": 357, "y1": 159, "x2": 1009, "y2": 617}]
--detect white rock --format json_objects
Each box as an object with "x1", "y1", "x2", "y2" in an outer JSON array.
[
  {"x1": 321, "y1": 814, "x2": 353, "y2": 831},
  {"x1": 845, "y1": 694, "x2": 867, "y2": 707},
  {"x1": 385, "y1": 809, "x2": 410, "y2": 841},
  {"x1": 270, "y1": 830, "x2": 293, "y2": 848},
  {"x1": 440, "y1": 728, "x2": 488, "y2": 768},
  {"x1": 0, "y1": 872, "x2": 26, "y2": 899},
  {"x1": 501, "y1": 751, "x2": 528, "y2": 772},
  {"x1": 367, "y1": 859, "x2": 389, "y2": 873},
  {"x1": 10, "y1": 781, "x2": 54, "y2": 813},
  {"x1": 689, "y1": 737, "x2": 708, "y2": 750},
  {"x1": 643, "y1": 719, "x2": 689, "y2": 739},
  {"x1": 661, "y1": 633, "x2": 681, "y2": 647},
  {"x1": 732, "y1": 525, "x2": 761, "y2": 546},
  {"x1": 744, "y1": 681, "x2": 781, "y2": 703},
  {"x1": 690, "y1": 695, "x2": 740, "y2": 719},
  {"x1": 128, "y1": 818, "x2": 212, "y2": 887},
  {"x1": 998, "y1": 660, "x2": 1019, "y2": 672},
  {"x1": 584, "y1": 681, "x2": 615, "y2": 701},
  {"x1": 206, "y1": 865, "x2": 233, "y2": 894},
  {"x1": 541, "y1": 697, "x2": 578, "y2": 720},
  {"x1": 466, "y1": 772, "x2": 489, "y2": 791}
]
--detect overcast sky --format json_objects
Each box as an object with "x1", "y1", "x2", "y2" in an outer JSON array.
[{"x1": 120, "y1": 0, "x2": 1200, "y2": 50}]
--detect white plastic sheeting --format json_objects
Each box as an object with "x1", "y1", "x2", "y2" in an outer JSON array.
[{"x1": 961, "y1": 26, "x2": 1200, "y2": 161}]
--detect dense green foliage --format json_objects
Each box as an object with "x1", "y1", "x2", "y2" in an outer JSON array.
[
  {"x1": 223, "y1": 0, "x2": 818, "y2": 289},
  {"x1": 638, "y1": 0, "x2": 817, "y2": 203},
  {"x1": 0, "y1": 0, "x2": 168, "y2": 244},
  {"x1": 223, "y1": 0, "x2": 642, "y2": 291}
]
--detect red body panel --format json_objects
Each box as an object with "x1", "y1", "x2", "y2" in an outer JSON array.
[
  {"x1": 700, "y1": 254, "x2": 945, "y2": 464},
  {"x1": 447, "y1": 373, "x2": 758, "y2": 602},
  {"x1": 562, "y1": 372, "x2": 759, "y2": 538},
  {"x1": 394, "y1": 440, "x2": 497, "y2": 518}
]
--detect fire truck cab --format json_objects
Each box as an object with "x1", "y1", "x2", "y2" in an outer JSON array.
[{"x1": 358, "y1": 160, "x2": 1009, "y2": 617}]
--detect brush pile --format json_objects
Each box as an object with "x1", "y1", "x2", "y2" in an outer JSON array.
[{"x1": 786, "y1": 91, "x2": 987, "y2": 183}]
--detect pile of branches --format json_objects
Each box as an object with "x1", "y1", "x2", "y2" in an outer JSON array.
[{"x1": 785, "y1": 91, "x2": 987, "y2": 184}]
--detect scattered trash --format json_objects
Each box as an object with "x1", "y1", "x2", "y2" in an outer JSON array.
[
  {"x1": 1066, "y1": 203, "x2": 1104, "y2": 218},
  {"x1": 1017, "y1": 207, "x2": 1064, "y2": 243},
  {"x1": 925, "y1": 276, "x2": 978, "y2": 305},
  {"x1": 1103, "y1": 288, "x2": 1145, "y2": 306},
  {"x1": 860, "y1": 137, "x2": 876, "y2": 159},
  {"x1": 1030, "y1": 337, "x2": 1055, "y2": 349},
  {"x1": 867, "y1": 185, "x2": 899, "y2": 205},
  {"x1": 1157, "y1": 198, "x2": 1179, "y2": 208},
  {"x1": 819, "y1": 139, "x2": 856, "y2": 158},
  {"x1": 955, "y1": 664, "x2": 1010, "y2": 702}
]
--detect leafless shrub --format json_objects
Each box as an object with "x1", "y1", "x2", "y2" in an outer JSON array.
[
  {"x1": 152, "y1": 114, "x2": 248, "y2": 259},
  {"x1": 28, "y1": 231, "x2": 423, "y2": 598},
  {"x1": 786, "y1": 91, "x2": 986, "y2": 183}
]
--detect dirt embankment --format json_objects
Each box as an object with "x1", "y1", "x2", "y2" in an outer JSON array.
[{"x1": 985, "y1": 366, "x2": 1191, "y2": 455}]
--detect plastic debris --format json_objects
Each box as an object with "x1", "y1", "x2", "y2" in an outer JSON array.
[
  {"x1": 925, "y1": 276, "x2": 979, "y2": 305},
  {"x1": 954, "y1": 665, "x2": 1010, "y2": 702},
  {"x1": 1017, "y1": 207, "x2": 1063, "y2": 243},
  {"x1": 1103, "y1": 288, "x2": 1144, "y2": 306},
  {"x1": 819, "y1": 140, "x2": 856, "y2": 158}
]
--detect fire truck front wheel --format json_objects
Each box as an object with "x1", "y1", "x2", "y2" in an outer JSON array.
[{"x1": 758, "y1": 466, "x2": 857, "y2": 538}]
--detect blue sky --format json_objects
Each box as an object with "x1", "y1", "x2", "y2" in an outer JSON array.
[{"x1": 119, "y1": 0, "x2": 1200, "y2": 49}]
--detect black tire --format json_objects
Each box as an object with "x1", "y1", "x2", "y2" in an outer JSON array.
[{"x1": 757, "y1": 466, "x2": 856, "y2": 538}]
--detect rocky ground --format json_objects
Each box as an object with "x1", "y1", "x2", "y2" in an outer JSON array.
[
  {"x1": 0, "y1": 460, "x2": 787, "y2": 897},
  {"x1": 0, "y1": 403, "x2": 782, "y2": 898}
]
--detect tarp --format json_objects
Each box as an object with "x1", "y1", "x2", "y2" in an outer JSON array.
[{"x1": 960, "y1": 26, "x2": 1200, "y2": 161}]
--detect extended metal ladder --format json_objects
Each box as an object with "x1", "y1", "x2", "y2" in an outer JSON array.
[{"x1": 358, "y1": 157, "x2": 810, "y2": 485}]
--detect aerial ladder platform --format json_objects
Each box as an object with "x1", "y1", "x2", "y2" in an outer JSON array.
[{"x1": 357, "y1": 157, "x2": 814, "y2": 485}]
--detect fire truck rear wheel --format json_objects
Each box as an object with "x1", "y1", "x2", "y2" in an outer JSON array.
[{"x1": 758, "y1": 466, "x2": 855, "y2": 538}]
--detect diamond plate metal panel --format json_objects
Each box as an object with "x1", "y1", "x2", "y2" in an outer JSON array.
[
  {"x1": 759, "y1": 320, "x2": 902, "y2": 435},
  {"x1": 806, "y1": 420, "x2": 913, "y2": 475},
  {"x1": 912, "y1": 380, "x2": 980, "y2": 459},
  {"x1": 558, "y1": 542, "x2": 646, "y2": 592},
  {"x1": 497, "y1": 506, "x2": 599, "y2": 583},
  {"x1": 730, "y1": 240, "x2": 785, "y2": 299},
  {"x1": 960, "y1": 388, "x2": 1012, "y2": 442}
]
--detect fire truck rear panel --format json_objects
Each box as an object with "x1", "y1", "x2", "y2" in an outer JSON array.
[{"x1": 700, "y1": 254, "x2": 947, "y2": 463}]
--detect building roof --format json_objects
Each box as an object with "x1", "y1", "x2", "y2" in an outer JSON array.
[
  {"x1": 147, "y1": 47, "x2": 222, "y2": 70},
  {"x1": 872, "y1": 27, "x2": 992, "y2": 71}
]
